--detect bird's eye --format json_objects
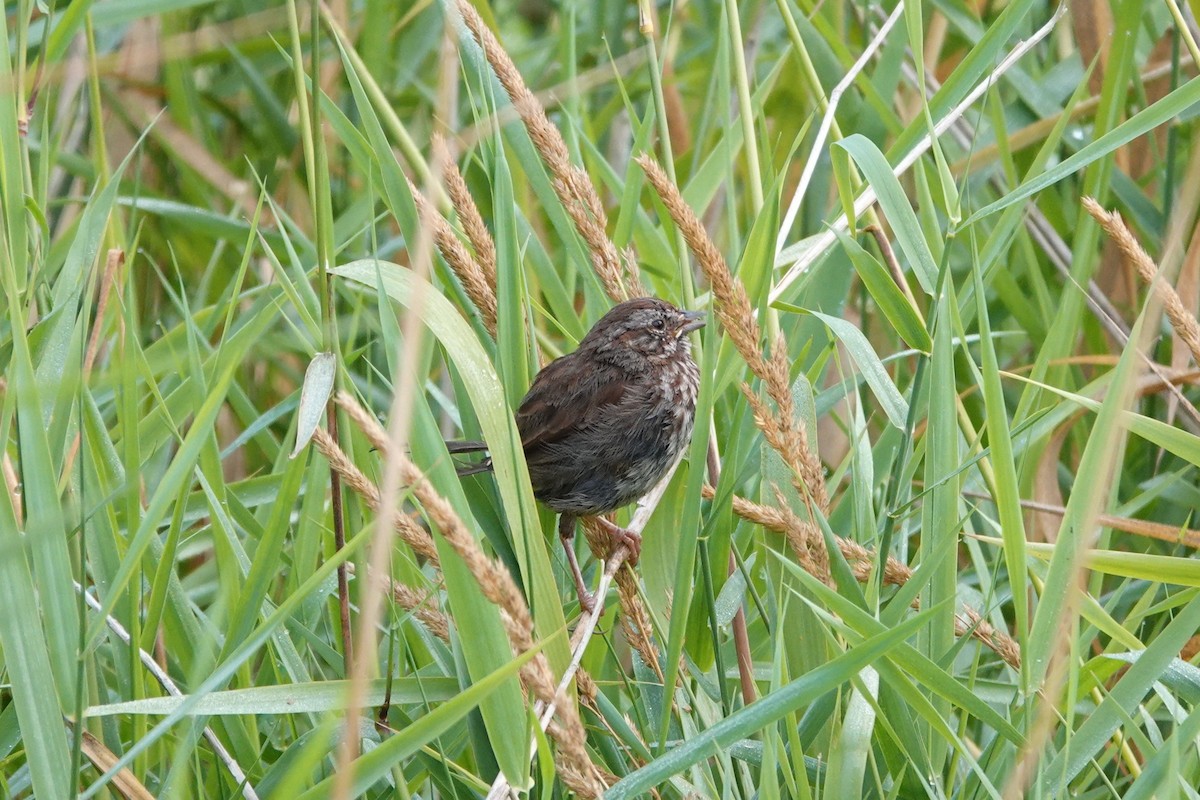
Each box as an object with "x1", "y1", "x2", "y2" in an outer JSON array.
[{"x1": 651, "y1": 318, "x2": 666, "y2": 331}]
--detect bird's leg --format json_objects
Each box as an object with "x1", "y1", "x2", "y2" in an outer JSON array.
[
  {"x1": 559, "y1": 514, "x2": 598, "y2": 615},
  {"x1": 595, "y1": 516, "x2": 642, "y2": 565}
]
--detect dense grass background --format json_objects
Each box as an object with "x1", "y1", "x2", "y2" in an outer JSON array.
[{"x1": 3, "y1": 0, "x2": 1200, "y2": 796}]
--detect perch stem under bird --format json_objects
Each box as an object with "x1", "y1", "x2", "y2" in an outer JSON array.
[{"x1": 452, "y1": 298, "x2": 705, "y2": 613}]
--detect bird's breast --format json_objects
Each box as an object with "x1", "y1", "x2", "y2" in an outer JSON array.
[{"x1": 528, "y1": 354, "x2": 701, "y2": 516}]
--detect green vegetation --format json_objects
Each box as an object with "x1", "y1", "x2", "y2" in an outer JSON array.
[{"x1": 2, "y1": 0, "x2": 1199, "y2": 796}]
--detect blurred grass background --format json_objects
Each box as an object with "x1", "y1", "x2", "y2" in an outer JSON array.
[{"x1": 3, "y1": 0, "x2": 1200, "y2": 796}]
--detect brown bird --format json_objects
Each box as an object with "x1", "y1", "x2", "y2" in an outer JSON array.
[{"x1": 454, "y1": 297, "x2": 704, "y2": 612}]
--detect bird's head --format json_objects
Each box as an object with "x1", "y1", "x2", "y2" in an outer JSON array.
[{"x1": 583, "y1": 297, "x2": 706, "y2": 366}]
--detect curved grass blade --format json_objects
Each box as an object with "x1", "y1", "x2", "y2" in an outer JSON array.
[
  {"x1": 606, "y1": 605, "x2": 939, "y2": 798},
  {"x1": 1040, "y1": 589, "x2": 1200, "y2": 791},
  {"x1": 332, "y1": 260, "x2": 564, "y2": 645},
  {"x1": 833, "y1": 228, "x2": 931, "y2": 352},
  {"x1": 836, "y1": 134, "x2": 937, "y2": 294},
  {"x1": 0, "y1": 502, "x2": 71, "y2": 799},
  {"x1": 799, "y1": 309, "x2": 909, "y2": 429},
  {"x1": 295, "y1": 645, "x2": 540, "y2": 800},
  {"x1": 332, "y1": 259, "x2": 569, "y2": 784},
  {"x1": 964, "y1": 77, "x2": 1200, "y2": 225}
]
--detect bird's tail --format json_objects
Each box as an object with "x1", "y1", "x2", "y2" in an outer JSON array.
[{"x1": 445, "y1": 440, "x2": 493, "y2": 476}]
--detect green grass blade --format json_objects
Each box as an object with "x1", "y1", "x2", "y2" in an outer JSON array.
[
  {"x1": 607, "y1": 604, "x2": 941, "y2": 798},
  {"x1": 0, "y1": 496, "x2": 72, "y2": 799}
]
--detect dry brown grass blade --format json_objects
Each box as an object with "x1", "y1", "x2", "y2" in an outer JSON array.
[
  {"x1": 311, "y1": 428, "x2": 441, "y2": 564},
  {"x1": 432, "y1": 133, "x2": 498, "y2": 290},
  {"x1": 327, "y1": 392, "x2": 607, "y2": 797},
  {"x1": 455, "y1": 0, "x2": 642, "y2": 302},
  {"x1": 79, "y1": 730, "x2": 156, "y2": 800},
  {"x1": 969, "y1": 492, "x2": 1200, "y2": 550},
  {"x1": 405, "y1": 172, "x2": 498, "y2": 335},
  {"x1": 1083, "y1": 196, "x2": 1200, "y2": 366},
  {"x1": 62, "y1": 249, "x2": 125, "y2": 484},
  {"x1": 579, "y1": 516, "x2": 662, "y2": 678},
  {"x1": 708, "y1": 485, "x2": 1022, "y2": 670},
  {"x1": 637, "y1": 154, "x2": 828, "y2": 513}
]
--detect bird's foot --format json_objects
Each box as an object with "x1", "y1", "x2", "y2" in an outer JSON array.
[
  {"x1": 563, "y1": 521, "x2": 602, "y2": 617},
  {"x1": 596, "y1": 517, "x2": 642, "y2": 565},
  {"x1": 576, "y1": 586, "x2": 599, "y2": 617},
  {"x1": 568, "y1": 548, "x2": 600, "y2": 616}
]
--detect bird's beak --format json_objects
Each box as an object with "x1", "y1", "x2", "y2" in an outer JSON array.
[{"x1": 677, "y1": 310, "x2": 707, "y2": 336}]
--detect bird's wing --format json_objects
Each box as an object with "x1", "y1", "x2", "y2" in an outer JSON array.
[{"x1": 515, "y1": 356, "x2": 627, "y2": 452}]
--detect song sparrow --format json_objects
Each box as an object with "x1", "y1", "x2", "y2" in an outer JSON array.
[{"x1": 454, "y1": 297, "x2": 705, "y2": 613}]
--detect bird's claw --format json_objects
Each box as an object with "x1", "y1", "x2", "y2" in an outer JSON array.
[{"x1": 597, "y1": 518, "x2": 642, "y2": 565}]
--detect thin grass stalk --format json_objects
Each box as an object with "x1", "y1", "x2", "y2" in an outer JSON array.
[
  {"x1": 83, "y1": 17, "x2": 111, "y2": 188},
  {"x1": 75, "y1": 583, "x2": 258, "y2": 799},
  {"x1": 405, "y1": 171, "x2": 498, "y2": 335},
  {"x1": 454, "y1": 0, "x2": 643, "y2": 302},
  {"x1": 331, "y1": 19, "x2": 457, "y2": 798},
  {"x1": 432, "y1": 133, "x2": 498, "y2": 289},
  {"x1": 776, "y1": 2, "x2": 903, "y2": 253},
  {"x1": 709, "y1": 486, "x2": 1022, "y2": 670},
  {"x1": 319, "y1": 77, "x2": 353, "y2": 686},
  {"x1": 289, "y1": 0, "x2": 354, "y2": 679},
  {"x1": 638, "y1": 154, "x2": 828, "y2": 513},
  {"x1": 1164, "y1": 0, "x2": 1200, "y2": 68},
  {"x1": 772, "y1": 5, "x2": 1067, "y2": 298},
  {"x1": 721, "y1": 0, "x2": 764, "y2": 214},
  {"x1": 704, "y1": 427, "x2": 758, "y2": 705},
  {"x1": 770, "y1": 0, "x2": 886, "y2": 274},
  {"x1": 332, "y1": 392, "x2": 607, "y2": 797}
]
